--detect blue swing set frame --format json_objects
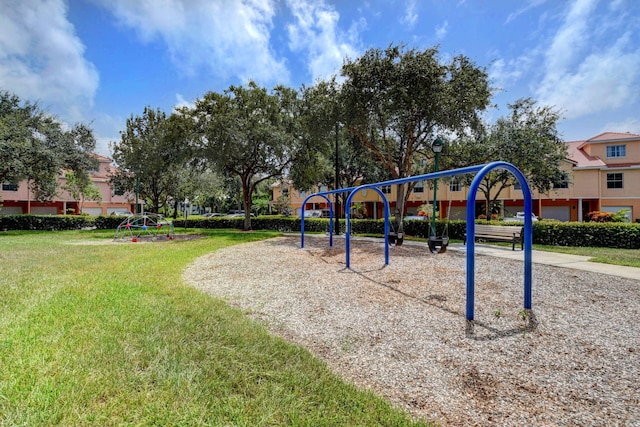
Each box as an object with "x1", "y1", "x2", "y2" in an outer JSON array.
[{"x1": 300, "y1": 161, "x2": 534, "y2": 321}]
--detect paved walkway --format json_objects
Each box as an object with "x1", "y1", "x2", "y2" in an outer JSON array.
[{"x1": 446, "y1": 242, "x2": 639, "y2": 281}]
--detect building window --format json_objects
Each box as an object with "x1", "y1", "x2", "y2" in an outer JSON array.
[
  {"x1": 513, "y1": 181, "x2": 522, "y2": 190},
  {"x1": 2, "y1": 183, "x2": 18, "y2": 191},
  {"x1": 298, "y1": 190, "x2": 305, "y2": 198},
  {"x1": 552, "y1": 173, "x2": 569, "y2": 189},
  {"x1": 381, "y1": 185, "x2": 391, "y2": 194},
  {"x1": 413, "y1": 181, "x2": 424, "y2": 193},
  {"x1": 449, "y1": 180, "x2": 461, "y2": 192},
  {"x1": 606, "y1": 173, "x2": 623, "y2": 189},
  {"x1": 112, "y1": 182, "x2": 126, "y2": 196},
  {"x1": 606, "y1": 145, "x2": 626, "y2": 158},
  {"x1": 282, "y1": 188, "x2": 289, "y2": 197}
]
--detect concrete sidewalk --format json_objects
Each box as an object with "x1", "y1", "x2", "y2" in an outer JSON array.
[{"x1": 446, "y1": 242, "x2": 640, "y2": 281}]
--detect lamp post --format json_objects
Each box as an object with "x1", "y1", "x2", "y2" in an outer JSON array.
[
  {"x1": 334, "y1": 121, "x2": 340, "y2": 235},
  {"x1": 431, "y1": 137, "x2": 444, "y2": 237},
  {"x1": 135, "y1": 175, "x2": 139, "y2": 214}
]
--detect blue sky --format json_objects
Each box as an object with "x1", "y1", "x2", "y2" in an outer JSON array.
[{"x1": 2, "y1": 0, "x2": 639, "y2": 157}]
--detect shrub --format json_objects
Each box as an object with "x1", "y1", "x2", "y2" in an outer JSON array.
[
  {"x1": 0, "y1": 215, "x2": 94, "y2": 231},
  {"x1": 585, "y1": 211, "x2": 615, "y2": 222},
  {"x1": 584, "y1": 209, "x2": 631, "y2": 223},
  {"x1": 94, "y1": 216, "x2": 130, "y2": 230}
]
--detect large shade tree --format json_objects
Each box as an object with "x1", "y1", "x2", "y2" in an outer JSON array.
[
  {"x1": 290, "y1": 79, "x2": 381, "y2": 223},
  {"x1": 340, "y1": 45, "x2": 492, "y2": 233},
  {"x1": 110, "y1": 107, "x2": 190, "y2": 213},
  {"x1": 0, "y1": 90, "x2": 96, "y2": 201},
  {"x1": 190, "y1": 82, "x2": 298, "y2": 230},
  {"x1": 448, "y1": 98, "x2": 567, "y2": 217}
]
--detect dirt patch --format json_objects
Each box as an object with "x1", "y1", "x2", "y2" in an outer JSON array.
[{"x1": 69, "y1": 233, "x2": 205, "y2": 245}]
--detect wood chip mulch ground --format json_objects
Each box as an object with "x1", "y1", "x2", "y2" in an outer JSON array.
[{"x1": 183, "y1": 236, "x2": 640, "y2": 427}]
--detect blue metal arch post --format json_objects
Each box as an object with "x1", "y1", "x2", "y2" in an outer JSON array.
[
  {"x1": 300, "y1": 194, "x2": 334, "y2": 248},
  {"x1": 466, "y1": 161, "x2": 533, "y2": 321},
  {"x1": 344, "y1": 185, "x2": 391, "y2": 268}
]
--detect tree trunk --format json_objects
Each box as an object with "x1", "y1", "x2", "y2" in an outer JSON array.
[
  {"x1": 241, "y1": 179, "x2": 252, "y2": 230},
  {"x1": 483, "y1": 178, "x2": 491, "y2": 218}
]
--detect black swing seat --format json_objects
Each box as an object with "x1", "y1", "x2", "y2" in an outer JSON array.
[
  {"x1": 428, "y1": 235, "x2": 449, "y2": 254},
  {"x1": 387, "y1": 232, "x2": 404, "y2": 245}
]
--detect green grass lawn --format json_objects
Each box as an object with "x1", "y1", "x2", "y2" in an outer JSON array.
[
  {"x1": 532, "y1": 244, "x2": 640, "y2": 268},
  {"x1": 0, "y1": 229, "x2": 431, "y2": 426}
]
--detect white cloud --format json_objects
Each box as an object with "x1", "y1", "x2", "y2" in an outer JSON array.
[
  {"x1": 602, "y1": 118, "x2": 640, "y2": 136},
  {"x1": 93, "y1": 0, "x2": 290, "y2": 85},
  {"x1": 401, "y1": 0, "x2": 418, "y2": 29},
  {"x1": 489, "y1": 53, "x2": 536, "y2": 91},
  {"x1": 89, "y1": 113, "x2": 127, "y2": 157},
  {"x1": 543, "y1": 0, "x2": 596, "y2": 73},
  {"x1": 534, "y1": 0, "x2": 640, "y2": 118},
  {"x1": 286, "y1": 0, "x2": 361, "y2": 81},
  {"x1": 174, "y1": 93, "x2": 194, "y2": 110},
  {"x1": 435, "y1": 20, "x2": 448, "y2": 40},
  {"x1": 0, "y1": 0, "x2": 99, "y2": 121},
  {"x1": 505, "y1": 0, "x2": 551, "y2": 24}
]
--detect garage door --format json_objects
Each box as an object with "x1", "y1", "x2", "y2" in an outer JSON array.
[
  {"x1": 31, "y1": 207, "x2": 57, "y2": 215},
  {"x1": 449, "y1": 206, "x2": 467, "y2": 220},
  {"x1": 542, "y1": 206, "x2": 571, "y2": 221},
  {"x1": 0, "y1": 206, "x2": 22, "y2": 215},
  {"x1": 82, "y1": 207, "x2": 103, "y2": 216}
]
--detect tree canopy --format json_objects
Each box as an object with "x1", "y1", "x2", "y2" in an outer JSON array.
[
  {"x1": 288, "y1": 78, "x2": 383, "y2": 224},
  {"x1": 190, "y1": 81, "x2": 298, "y2": 229},
  {"x1": 110, "y1": 106, "x2": 190, "y2": 213},
  {"x1": 339, "y1": 44, "x2": 493, "y2": 231},
  {"x1": 448, "y1": 98, "x2": 567, "y2": 217}
]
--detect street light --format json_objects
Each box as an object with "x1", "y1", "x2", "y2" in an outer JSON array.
[{"x1": 431, "y1": 137, "x2": 444, "y2": 237}]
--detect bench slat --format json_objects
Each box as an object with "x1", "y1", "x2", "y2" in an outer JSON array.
[{"x1": 464, "y1": 225, "x2": 524, "y2": 251}]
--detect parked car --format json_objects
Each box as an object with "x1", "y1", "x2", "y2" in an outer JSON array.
[
  {"x1": 301, "y1": 209, "x2": 323, "y2": 218},
  {"x1": 403, "y1": 215, "x2": 426, "y2": 221},
  {"x1": 110, "y1": 209, "x2": 133, "y2": 216},
  {"x1": 504, "y1": 212, "x2": 538, "y2": 222},
  {"x1": 203, "y1": 212, "x2": 223, "y2": 217}
]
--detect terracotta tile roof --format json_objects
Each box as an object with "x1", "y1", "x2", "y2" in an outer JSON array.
[
  {"x1": 584, "y1": 132, "x2": 640, "y2": 142},
  {"x1": 90, "y1": 152, "x2": 113, "y2": 162},
  {"x1": 566, "y1": 140, "x2": 605, "y2": 168}
]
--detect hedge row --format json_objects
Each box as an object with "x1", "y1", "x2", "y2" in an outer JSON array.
[
  {"x1": 172, "y1": 217, "x2": 466, "y2": 238},
  {"x1": 171, "y1": 217, "x2": 640, "y2": 249},
  {"x1": 0, "y1": 215, "x2": 92, "y2": 231},
  {"x1": 0, "y1": 215, "x2": 125, "y2": 231},
  {"x1": 532, "y1": 221, "x2": 640, "y2": 249},
  {"x1": 2, "y1": 215, "x2": 639, "y2": 249}
]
